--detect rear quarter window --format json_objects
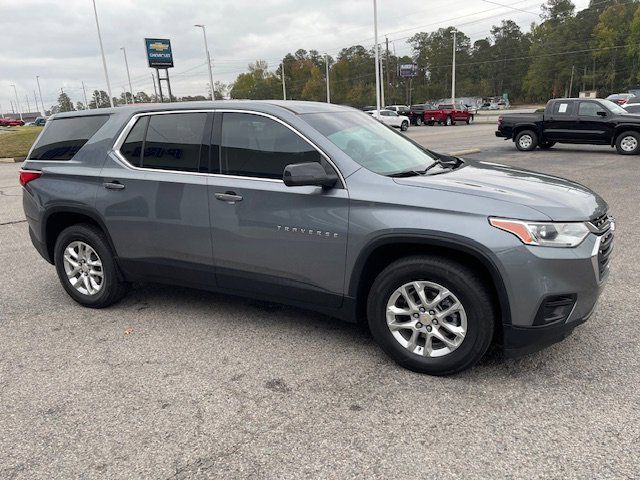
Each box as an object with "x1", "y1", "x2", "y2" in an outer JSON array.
[{"x1": 29, "y1": 115, "x2": 109, "y2": 160}]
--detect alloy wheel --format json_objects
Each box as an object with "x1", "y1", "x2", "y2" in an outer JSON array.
[
  {"x1": 385, "y1": 281, "x2": 467, "y2": 357},
  {"x1": 519, "y1": 134, "x2": 533, "y2": 149},
  {"x1": 63, "y1": 241, "x2": 104, "y2": 296},
  {"x1": 620, "y1": 135, "x2": 638, "y2": 152}
]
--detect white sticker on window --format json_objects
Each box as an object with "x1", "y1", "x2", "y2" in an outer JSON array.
[{"x1": 558, "y1": 103, "x2": 568, "y2": 113}]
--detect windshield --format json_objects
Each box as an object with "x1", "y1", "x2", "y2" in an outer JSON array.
[
  {"x1": 601, "y1": 99, "x2": 628, "y2": 114},
  {"x1": 303, "y1": 111, "x2": 437, "y2": 175}
]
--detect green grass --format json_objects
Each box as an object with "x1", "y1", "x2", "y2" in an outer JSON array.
[{"x1": 0, "y1": 127, "x2": 43, "y2": 158}]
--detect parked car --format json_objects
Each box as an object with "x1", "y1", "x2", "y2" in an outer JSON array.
[
  {"x1": 622, "y1": 103, "x2": 640, "y2": 114},
  {"x1": 0, "y1": 117, "x2": 25, "y2": 127},
  {"x1": 385, "y1": 105, "x2": 411, "y2": 117},
  {"x1": 496, "y1": 97, "x2": 640, "y2": 154},
  {"x1": 480, "y1": 102, "x2": 499, "y2": 111},
  {"x1": 367, "y1": 109, "x2": 409, "y2": 131},
  {"x1": 27, "y1": 117, "x2": 46, "y2": 126},
  {"x1": 423, "y1": 103, "x2": 474, "y2": 126},
  {"x1": 605, "y1": 93, "x2": 635, "y2": 105},
  {"x1": 21, "y1": 101, "x2": 612, "y2": 375},
  {"x1": 408, "y1": 103, "x2": 438, "y2": 126}
]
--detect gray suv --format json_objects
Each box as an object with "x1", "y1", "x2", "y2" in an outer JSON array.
[{"x1": 21, "y1": 101, "x2": 614, "y2": 375}]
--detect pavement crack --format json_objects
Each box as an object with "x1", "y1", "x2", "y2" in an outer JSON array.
[{"x1": 0, "y1": 219, "x2": 26, "y2": 226}]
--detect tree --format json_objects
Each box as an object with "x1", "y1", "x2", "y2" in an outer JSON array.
[
  {"x1": 135, "y1": 91, "x2": 152, "y2": 103},
  {"x1": 76, "y1": 101, "x2": 85, "y2": 110},
  {"x1": 57, "y1": 92, "x2": 75, "y2": 112},
  {"x1": 213, "y1": 81, "x2": 228, "y2": 100},
  {"x1": 89, "y1": 90, "x2": 111, "y2": 108}
]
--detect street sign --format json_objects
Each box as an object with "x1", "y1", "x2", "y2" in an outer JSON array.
[
  {"x1": 399, "y1": 63, "x2": 418, "y2": 78},
  {"x1": 145, "y1": 38, "x2": 174, "y2": 68}
]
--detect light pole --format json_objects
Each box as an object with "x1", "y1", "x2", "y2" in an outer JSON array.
[
  {"x1": 324, "y1": 53, "x2": 330, "y2": 103},
  {"x1": 194, "y1": 25, "x2": 215, "y2": 100},
  {"x1": 151, "y1": 73, "x2": 158, "y2": 102},
  {"x1": 379, "y1": 44, "x2": 385, "y2": 108},
  {"x1": 91, "y1": 0, "x2": 114, "y2": 107},
  {"x1": 82, "y1": 81, "x2": 89, "y2": 109},
  {"x1": 451, "y1": 29, "x2": 457, "y2": 107},
  {"x1": 10, "y1": 84, "x2": 23, "y2": 121},
  {"x1": 372, "y1": 0, "x2": 381, "y2": 119},
  {"x1": 121, "y1": 47, "x2": 135, "y2": 103},
  {"x1": 281, "y1": 61, "x2": 287, "y2": 100},
  {"x1": 36, "y1": 76, "x2": 45, "y2": 115}
]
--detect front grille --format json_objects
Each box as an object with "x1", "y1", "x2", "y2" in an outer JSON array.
[
  {"x1": 590, "y1": 212, "x2": 611, "y2": 233},
  {"x1": 598, "y1": 228, "x2": 614, "y2": 279}
]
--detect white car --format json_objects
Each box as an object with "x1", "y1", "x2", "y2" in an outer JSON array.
[{"x1": 367, "y1": 109, "x2": 410, "y2": 131}]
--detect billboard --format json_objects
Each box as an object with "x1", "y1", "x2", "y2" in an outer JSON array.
[
  {"x1": 399, "y1": 63, "x2": 418, "y2": 78},
  {"x1": 145, "y1": 38, "x2": 174, "y2": 68}
]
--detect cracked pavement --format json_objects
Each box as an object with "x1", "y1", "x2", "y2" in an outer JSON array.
[{"x1": 1, "y1": 125, "x2": 639, "y2": 479}]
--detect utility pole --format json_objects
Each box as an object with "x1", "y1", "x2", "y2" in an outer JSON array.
[
  {"x1": 151, "y1": 73, "x2": 158, "y2": 102},
  {"x1": 281, "y1": 61, "x2": 287, "y2": 100},
  {"x1": 582, "y1": 65, "x2": 587, "y2": 93},
  {"x1": 122, "y1": 86, "x2": 128, "y2": 104},
  {"x1": 451, "y1": 29, "x2": 457, "y2": 106},
  {"x1": 10, "y1": 100, "x2": 15, "y2": 114},
  {"x1": 33, "y1": 91, "x2": 39, "y2": 114},
  {"x1": 325, "y1": 53, "x2": 330, "y2": 103},
  {"x1": 568, "y1": 64, "x2": 575, "y2": 98},
  {"x1": 36, "y1": 76, "x2": 45, "y2": 115},
  {"x1": 120, "y1": 47, "x2": 135, "y2": 103},
  {"x1": 10, "y1": 84, "x2": 23, "y2": 121},
  {"x1": 379, "y1": 44, "x2": 385, "y2": 108},
  {"x1": 385, "y1": 36, "x2": 390, "y2": 104},
  {"x1": 373, "y1": 0, "x2": 381, "y2": 119},
  {"x1": 592, "y1": 57, "x2": 596, "y2": 91},
  {"x1": 91, "y1": 0, "x2": 114, "y2": 107},
  {"x1": 194, "y1": 25, "x2": 215, "y2": 100},
  {"x1": 82, "y1": 81, "x2": 89, "y2": 109}
]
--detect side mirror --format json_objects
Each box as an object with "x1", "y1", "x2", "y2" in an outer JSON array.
[
  {"x1": 597, "y1": 110, "x2": 607, "y2": 117},
  {"x1": 283, "y1": 162, "x2": 338, "y2": 188}
]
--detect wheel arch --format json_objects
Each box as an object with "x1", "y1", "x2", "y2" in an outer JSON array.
[
  {"x1": 348, "y1": 233, "x2": 511, "y2": 337},
  {"x1": 611, "y1": 126, "x2": 640, "y2": 146},
  {"x1": 42, "y1": 206, "x2": 117, "y2": 265},
  {"x1": 512, "y1": 124, "x2": 539, "y2": 141}
]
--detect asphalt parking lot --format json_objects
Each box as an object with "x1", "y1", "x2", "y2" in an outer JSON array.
[{"x1": 1, "y1": 123, "x2": 638, "y2": 479}]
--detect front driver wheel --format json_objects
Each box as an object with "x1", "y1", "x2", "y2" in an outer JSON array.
[
  {"x1": 615, "y1": 131, "x2": 640, "y2": 155},
  {"x1": 367, "y1": 255, "x2": 495, "y2": 375},
  {"x1": 54, "y1": 224, "x2": 128, "y2": 308}
]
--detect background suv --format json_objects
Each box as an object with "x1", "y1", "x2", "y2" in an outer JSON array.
[{"x1": 21, "y1": 101, "x2": 613, "y2": 375}]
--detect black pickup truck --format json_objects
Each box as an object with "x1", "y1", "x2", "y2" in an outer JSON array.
[{"x1": 496, "y1": 98, "x2": 640, "y2": 155}]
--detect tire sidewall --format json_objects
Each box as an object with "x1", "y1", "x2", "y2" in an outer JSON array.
[
  {"x1": 515, "y1": 130, "x2": 538, "y2": 151},
  {"x1": 401, "y1": 121, "x2": 408, "y2": 131},
  {"x1": 615, "y1": 131, "x2": 640, "y2": 155},
  {"x1": 367, "y1": 258, "x2": 494, "y2": 375},
  {"x1": 54, "y1": 225, "x2": 119, "y2": 307},
  {"x1": 446, "y1": 116, "x2": 452, "y2": 126}
]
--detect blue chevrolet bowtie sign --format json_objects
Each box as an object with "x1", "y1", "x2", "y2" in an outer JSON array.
[{"x1": 145, "y1": 38, "x2": 174, "y2": 68}]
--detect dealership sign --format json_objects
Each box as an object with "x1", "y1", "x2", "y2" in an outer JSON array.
[
  {"x1": 145, "y1": 38, "x2": 174, "y2": 68},
  {"x1": 399, "y1": 63, "x2": 418, "y2": 78}
]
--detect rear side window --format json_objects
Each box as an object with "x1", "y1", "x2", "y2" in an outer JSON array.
[
  {"x1": 29, "y1": 115, "x2": 109, "y2": 160},
  {"x1": 220, "y1": 112, "x2": 322, "y2": 180},
  {"x1": 119, "y1": 113, "x2": 207, "y2": 172},
  {"x1": 552, "y1": 102, "x2": 575, "y2": 115}
]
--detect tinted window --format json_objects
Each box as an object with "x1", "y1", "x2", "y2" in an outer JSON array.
[
  {"x1": 29, "y1": 115, "x2": 108, "y2": 160},
  {"x1": 140, "y1": 113, "x2": 206, "y2": 172},
  {"x1": 120, "y1": 116, "x2": 148, "y2": 167},
  {"x1": 552, "y1": 102, "x2": 574, "y2": 115},
  {"x1": 578, "y1": 102, "x2": 602, "y2": 117},
  {"x1": 220, "y1": 113, "x2": 322, "y2": 179}
]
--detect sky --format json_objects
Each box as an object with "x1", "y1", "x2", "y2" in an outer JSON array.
[{"x1": 0, "y1": 0, "x2": 590, "y2": 113}]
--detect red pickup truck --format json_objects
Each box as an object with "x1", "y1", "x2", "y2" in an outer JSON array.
[
  {"x1": 0, "y1": 118, "x2": 25, "y2": 127},
  {"x1": 423, "y1": 103, "x2": 474, "y2": 126}
]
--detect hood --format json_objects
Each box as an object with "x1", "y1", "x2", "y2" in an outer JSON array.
[{"x1": 394, "y1": 160, "x2": 607, "y2": 221}]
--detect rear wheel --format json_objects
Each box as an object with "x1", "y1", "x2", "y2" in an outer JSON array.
[
  {"x1": 54, "y1": 224, "x2": 128, "y2": 308},
  {"x1": 466, "y1": 115, "x2": 474, "y2": 125},
  {"x1": 515, "y1": 130, "x2": 538, "y2": 151},
  {"x1": 400, "y1": 121, "x2": 409, "y2": 131},
  {"x1": 615, "y1": 131, "x2": 640, "y2": 155},
  {"x1": 415, "y1": 116, "x2": 423, "y2": 126},
  {"x1": 445, "y1": 116, "x2": 454, "y2": 126},
  {"x1": 367, "y1": 256, "x2": 495, "y2": 375}
]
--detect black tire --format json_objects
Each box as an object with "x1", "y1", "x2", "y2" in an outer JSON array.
[
  {"x1": 466, "y1": 115, "x2": 474, "y2": 125},
  {"x1": 538, "y1": 140, "x2": 556, "y2": 149},
  {"x1": 415, "y1": 116, "x2": 423, "y2": 126},
  {"x1": 615, "y1": 130, "x2": 640, "y2": 155},
  {"x1": 54, "y1": 224, "x2": 128, "y2": 308},
  {"x1": 515, "y1": 129, "x2": 538, "y2": 151},
  {"x1": 445, "y1": 116, "x2": 454, "y2": 126},
  {"x1": 367, "y1": 255, "x2": 495, "y2": 375},
  {"x1": 400, "y1": 121, "x2": 409, "y2": 131}
]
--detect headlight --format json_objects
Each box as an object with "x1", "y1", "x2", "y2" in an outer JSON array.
[{"x1": 489, "y1": 218, "x2": 590, "y2": 247}]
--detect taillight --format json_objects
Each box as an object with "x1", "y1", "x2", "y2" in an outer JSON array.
[{"x1": 19, "y1": 170, "x2": 42, "y2": 187}]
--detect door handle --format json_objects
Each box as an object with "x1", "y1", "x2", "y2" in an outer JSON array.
[
  {"x1": 215, "y1": 192, "x2": 243, "y2": 203},
  {"x1": 103, "y1": 181, "x2": 125, "y2": 190}
]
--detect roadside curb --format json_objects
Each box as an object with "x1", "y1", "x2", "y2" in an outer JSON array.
[
  {"x1": 0, "y1": 157, "x2": 25, "y2": 164},
  {"x1": 448, "y1": 148, "x2": 481, "y2": 156}
]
